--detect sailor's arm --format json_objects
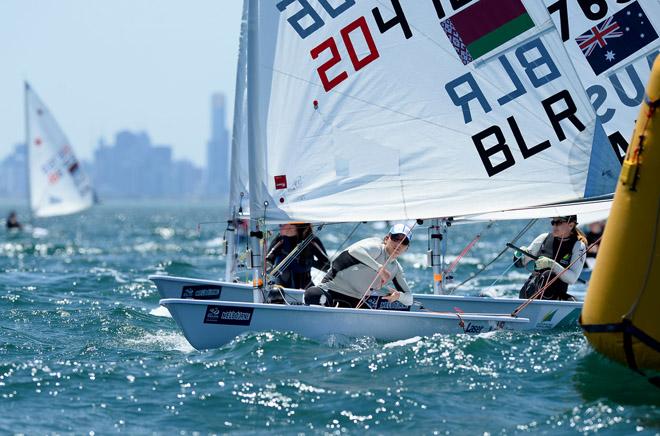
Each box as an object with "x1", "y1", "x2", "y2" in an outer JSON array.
[
  {"x1": 347, "y1": 240, "x2": 382, "y2": 272},
  {"x1": 265, "y1": 236, "x2": 283, "y2": 263},
  {"x1": 310, "y1": 238, "x2": 331, "y2": 271},
  {"x1": 521, "y1": 233, "x2": 546, "y2": 266},
  {"x1": 389, "y1": 269, "x2": 413, "y2": 306},
  {"x1": 554, "y1": 241, "x2": 587, "y2": 284}
]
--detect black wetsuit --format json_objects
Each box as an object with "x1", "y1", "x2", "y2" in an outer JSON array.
[
  {"x1": 6, "y1": 218, "x2": 21, "y2": 230},
  {"x1": 266, "y1": 235, "x2": 330, "y2": 289}
]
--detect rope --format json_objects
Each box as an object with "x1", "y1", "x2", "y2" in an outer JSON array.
[
  {"x1": 445, "y1": 221, "x2": 494, "y2": 275},
  {"x1": 511, "y1": 236, "x2": 601, "y2": 317},
  {"x1": 268, "y1": 224, "x2": 325, "y2": 281},
  {"x1": 355, "y1": 222, "x2": 418, "y2": 309},
  {"x1": 450, "y1": 219, "x2": 538, "y2": 293},
  {"x1": 330, "y1": 222, "x2": 361, "y2": 260},
  {"x1": 539, "y1": 233, "x2": 566, "y2": 293}
]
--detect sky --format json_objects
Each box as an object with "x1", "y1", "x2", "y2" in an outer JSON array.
[{"x1": 0, "y1": 0, "x2": 244, "y2": 167}]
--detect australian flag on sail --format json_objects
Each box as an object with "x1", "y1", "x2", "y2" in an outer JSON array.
[{"x1": 575, "y1": 1, "x2": 658, "y2": 76}]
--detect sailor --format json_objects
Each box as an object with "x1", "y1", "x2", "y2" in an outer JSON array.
[
  {"x1": 304, "y1": 224, "x2": 414, "y2": 309},
  {"x1": 5, "y1": 211, "x2": 22, "y2": 230},
  {"x1": 514, "y1": 215, "x2": 587, "y2": 301},
  {"x1": 583, "y1": 220, "x2": 605, "y2": 259},
  {"x1": 266, "y1": 223, "x2": 330, "y2": 290}
]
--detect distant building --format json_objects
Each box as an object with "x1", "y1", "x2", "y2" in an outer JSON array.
[
  {"x1": 91, "y1": 131, "x2": 203, "y2": 199},
  {"x1": 0, "y1": 144, "x2": 27, "y2": 199},
  {"x1": 203, "y1": 93, "x2": 230, "y2": 199}
]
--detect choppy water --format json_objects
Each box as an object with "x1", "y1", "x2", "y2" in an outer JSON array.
[{"x1": 1, "y1": 201, "x2": 658, "y2": 434}]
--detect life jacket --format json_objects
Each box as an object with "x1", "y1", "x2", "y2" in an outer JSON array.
[{"x1": 520, "y1": 232, "x2": 579, "y2": 300}]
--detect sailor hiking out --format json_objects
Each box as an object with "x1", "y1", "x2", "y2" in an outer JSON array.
[{"x1": 304, "y1": 224, "x2": 414, "y2": 309}]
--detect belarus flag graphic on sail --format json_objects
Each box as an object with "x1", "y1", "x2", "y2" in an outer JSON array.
[
  {"x1": 575, "y1": 1, "x2": 658, "y2": 76},
  {"x1": 440, "y1": 0, "x2": 534, "y2": 65}
]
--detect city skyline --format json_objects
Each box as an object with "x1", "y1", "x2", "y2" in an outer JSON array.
[
  {"x1": 0, "y1": 91, "x2": 230, "y2": 200},
  {"x1": 0, "y1": 0, "x2": 243, "y2": 167}
]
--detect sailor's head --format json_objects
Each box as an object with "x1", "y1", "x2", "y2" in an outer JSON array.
[
  {"x1": 550, "y1": 215, "x2": 577, "y2": 237},
  {"x1": 384, "y1": 223, "x2": 412, "y2": 257},
  {"x1": 278, "y1": 223, "x2": 298, "y2": 237}
]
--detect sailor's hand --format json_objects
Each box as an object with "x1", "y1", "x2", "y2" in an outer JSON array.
[
  {"x1": 384, "y1": 290, "x2": 400, "y2": 302},
  {"x1": 376, "y1": 268, "x2": 392, "y2": 287},
  {"x1": 513, "y1": 246, "x2": 527, "y2": 267},
  {"x1": 535, "y1": 256, "x2": 558, "y2": 271}
]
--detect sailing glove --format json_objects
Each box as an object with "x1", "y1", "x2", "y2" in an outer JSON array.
[{"x1": 534, "y1": 256, "x2": 559, "y2": 271}]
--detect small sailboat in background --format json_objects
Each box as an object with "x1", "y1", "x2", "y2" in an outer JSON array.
[{"x1": 23, "y1": 82, "x2": 95, "y2": 226}]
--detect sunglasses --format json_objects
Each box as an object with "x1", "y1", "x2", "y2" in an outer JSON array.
[
  {"x1": 550, "y1": 219, "x2": 568, "y2": 226},
  {"x1": 389, "y1": 234, "x2": 410, "y2": 245}
]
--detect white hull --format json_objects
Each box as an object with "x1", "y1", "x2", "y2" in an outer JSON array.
[
  {"x1": 150, "y1": 275, "x2": 582, "y2": 330},
  {"x1": 160, "y1": 298, "x2": 529, "y2": 350}
]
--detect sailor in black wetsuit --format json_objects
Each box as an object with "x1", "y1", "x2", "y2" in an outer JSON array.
[
  {"x1": 6, "y1": 211, "x2": 22, "y2": 230},
  {"x1": 266, "y1": 223, "x2": 330, "y2": 289},
  {"x1": 514, "y1": 215, "x2": 587, "y2": 300},
  {"x1": 304, "y1": 224, "x2": 414, "y2": 309}
]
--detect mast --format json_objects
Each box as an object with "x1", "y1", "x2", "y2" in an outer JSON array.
[
  {"x1": 247, "y1": 0, "x2": 264, "y2": 302},
  {"x1": 24, "y1": 81, "x2": 33, "y2": 221},
  {"x1": 225, "y1": 0, "x2": 250, "y2": 282},
  {"x1": 429, "y1": 219, "x2": 451, "y2": 295}
]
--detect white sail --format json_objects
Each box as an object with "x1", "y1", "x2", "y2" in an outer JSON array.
[
  {"x1": 25, "y1": 83, "x2": 94, "y2": 218},
  {"x1": 543, "y1": 0, "x2": 660, "y2": 162},
  {"x1": 247, "y1": 0, "x2": 620, "y2": 224},
  {"x1": 229, "y1": 0, "x2": 250, "y2": 218}
]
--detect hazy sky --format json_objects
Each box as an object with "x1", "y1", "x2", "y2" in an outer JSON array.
[{"x1": 0, "y1": 1, "x2": 243, "y2": 166}]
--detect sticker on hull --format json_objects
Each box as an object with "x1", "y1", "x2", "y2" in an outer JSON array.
[
  {"x1": 181, "y1": 285, "x2": 222, "y2": 300},
  {"x1": 204, "y1": 305, "x2": 254, "y2": 326}
]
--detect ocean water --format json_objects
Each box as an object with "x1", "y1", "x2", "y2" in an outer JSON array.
[{"x1": 1, "y1": 201, "x2": 658, "y2": 435}]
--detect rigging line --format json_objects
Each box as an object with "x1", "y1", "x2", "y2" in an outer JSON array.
[
  {"x1": 449, "y1": 218, "x2": 538, "y2": 293},
  {"x1": 511, "y1": 236, "x2": 599, "y2": 317},
  {"x1": 355, "y1": 221, "x2": 418, "y2": 309},
  {"x1": 445, "y1": 221, "x2": 495, "y2": 275},
  {"x1": 329, "y1": 222, "x2": 361, "y2": 261},
  {"x1": 481, "y1": 260, "x2": 519, "y2": 296},
  {"x1": 268, "y1": 224, "x2": 325, "y2": 281},
  {"x1": 299, "y1": 222, "x2": 362, "y2": 290}
]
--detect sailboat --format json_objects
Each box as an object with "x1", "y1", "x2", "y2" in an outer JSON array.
[
  {"x1": 157, "y1": 0, "x2": 657, "y2": 349},
  {"x1": 24, "y1": 82, "x2": 94, "y2": 219}
]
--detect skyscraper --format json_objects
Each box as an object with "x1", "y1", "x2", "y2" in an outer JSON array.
[{"x1": 204, "y1": 93, "x2": 230, "y2": 199}]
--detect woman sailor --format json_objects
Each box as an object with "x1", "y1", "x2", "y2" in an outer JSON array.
[
  {"x1": 304, "y1": 224, "x2": 414, "y2": 309},
  {"x1": 515, "y1": 215, "x2": 587, "y2": 301}
]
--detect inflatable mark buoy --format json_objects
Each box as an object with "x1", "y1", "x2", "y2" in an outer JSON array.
[{"x1": 581, "y1": 56, "x2": 660, "y2": 373}]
